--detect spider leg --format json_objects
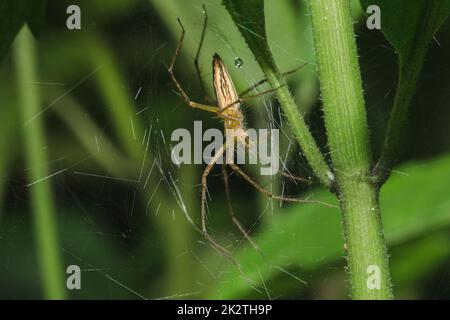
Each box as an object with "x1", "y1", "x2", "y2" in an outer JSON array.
[
  {"x1": 242, "y1": 115, "x2": 314, "y2": 187},
  {"x1": 219, "y1": 84, "x2": 285, "y2": 114},
  {"x1": 201, "y1": 145, "x2": 241, "y2": 267},
  {"x1": 168, "y1": 18, "x2": 218, "y2": 113},
  {"x1": 221, "y1": 164, "x2": 262, "y2": 253},
  {"x1": 280, "y1": 171, "x2": 313, "y2": 184},
  {"x1": 168, "y1": 17, "x2": 242, "y2": 118},
  {"x1": 239, "y1": 62, "x2": 309, "y2": 97},
  {"x1": 194, "y1": 4, "x2": 214, "y2": 104},
  {"x1": 228, "y1": 163, "x2": 337, "y2": 208}
]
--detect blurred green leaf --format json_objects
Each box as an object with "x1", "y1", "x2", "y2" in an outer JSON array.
[
  {"x1": 51, "y1": 93, "x2": 135, "y2": 176},
  {"x1": 14, "y1": 26, "x2": 65, "y2": 299},
  {"x1": 359, "y1": 0, "x2": 450, "y2": 63},
  {"x1": 208, "y1": 153, "x2": 450, "y2": 298},
  {"x1": 86, "y1": 35, "x2": 144, "y2": 160},
  {"x1": 390, "y1": 232, "x2": 450, "y2": 289},
  {"x1": 0, "y1": 208, "x2": 158, "y2": 299},
  {"x1": 360, "y1": 0, "x2": 450, "y2": 185},
  {"x1": 0, "y1": 0, "x2": 46, "y2": 62}
]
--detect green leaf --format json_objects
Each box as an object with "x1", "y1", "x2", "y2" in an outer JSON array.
[
  {"x1": 0, "y1": 0, "x2": 46, "y2": 62},
  {"x1": 390, "y1": 232, "x2": 450, "y2": 288},
  {"x1": 360, "y1": 0, "x2": 450, "y2": 63},
  {"x1": 208, "y1": 153, "x2": 450, "y2": 298},
  {"x1": 364, "y1": 0, "x2": 450, "y2": 184}
]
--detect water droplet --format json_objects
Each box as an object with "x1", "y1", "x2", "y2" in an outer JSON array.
[{"x1": 234, "y1": 57, "x2": 244, "y2": 68}]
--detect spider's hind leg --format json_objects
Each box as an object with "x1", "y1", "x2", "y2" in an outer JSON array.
[
  {"x1": 229, "y1": 163, "x2": 336, "y2": 208},
  {"x1": 238, "y1": 62, "x2": 309, "y2": 98},
  {"x1": 221, "y1": 164, "x2": 263, "y2": 254},
  {"x1": 200, "y1": 145, "x2": 241, "y2": 267}
]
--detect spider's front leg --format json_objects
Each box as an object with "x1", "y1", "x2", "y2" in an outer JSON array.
[
  {"x1": 167, "y1": 18, "x2": 218, "y2": 114},
  {"x1": 168, "y1": 18, "x2": 244, "y2": 121}
]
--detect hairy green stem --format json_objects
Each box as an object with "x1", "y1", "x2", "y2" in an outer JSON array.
[
  {"x1": 14, "y1": 26, "x2": 66, "y2": 299},
  {"x1": 309, "y1": 0, "x2": 392, "y2": 299},
  {"x1": 373, "y1": 1, "x2": 445, "y2": 184}
]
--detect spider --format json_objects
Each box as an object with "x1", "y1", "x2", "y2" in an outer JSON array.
[{"x1": 168, "y1": 6, "x2": 329, "y2": 265}]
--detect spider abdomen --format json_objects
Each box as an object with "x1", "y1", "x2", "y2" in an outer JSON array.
[{"x1": 212, "y1": 53, "x2": 244, "y2": 131}]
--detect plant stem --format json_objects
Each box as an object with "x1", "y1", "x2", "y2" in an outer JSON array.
[
  {"x1": 14, "y1": 26, "x2": 66, "y2": 299},
  {"x1": 308, "y1": 0, "x2": 392, "y2": 299},
  {"x1": 373, "y1": 1, "x2": 445, "y2": 185}
]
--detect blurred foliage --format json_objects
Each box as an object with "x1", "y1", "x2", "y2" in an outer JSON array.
[
  {"x1": 360, "y1": 0, "x2": 450, "y2": 62},
  {"x1": 208, "y1": 153, "x2": 450, "y2": 298},
  {"x1": 0, "y1": 0, "x2": 46, "y2": 61},
  {"x1": 0, "y1": 0, "x2": 449, "y2": 299}
]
